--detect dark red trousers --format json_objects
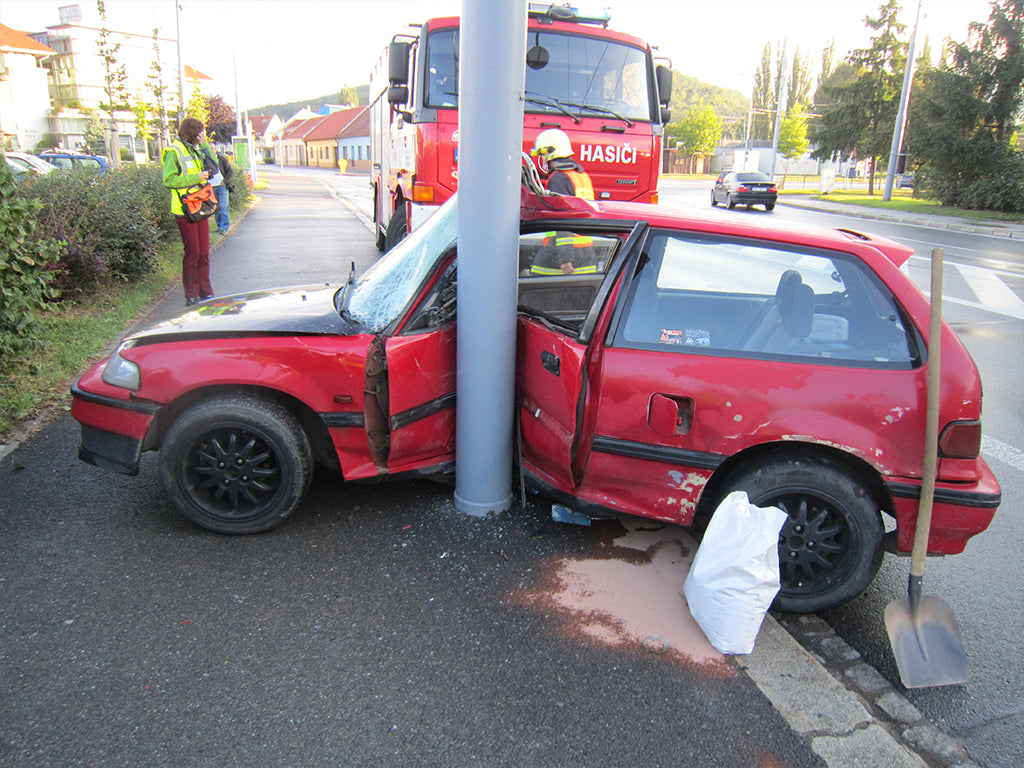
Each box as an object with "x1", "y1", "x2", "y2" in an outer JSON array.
[{"x1": 175, "y1": 215, "x2": 212, "y2": 300}]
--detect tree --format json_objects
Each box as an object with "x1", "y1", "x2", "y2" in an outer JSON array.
[
  {"x1": 906, "y1": 0, "x2": 1024, "y2": 210},
  {"x1": 96, "y1": 0, "x2": 129, "y2": 167},
  {"x1": 779, "y1": 110, "x2": 810, "y2": 168},
  {"x1": 811, "y1": 0, "x2": 908, "y2": 193},
  {"x1": 669, "y1": 103, "x2": 723, "y2": 158},
  {"x1": 186, "y1": 81, "x2": 211, "y2": 127},
  {"x1": 750, "y1": 43, "x2": 776, "y2": 142},
  {"x1": 205, "y1": 94, "x2": 236, "y2": 143},
  {"x1": 338, "y1": 85, "x2": 359, "y2": 106},
  {"x1": 145, "y1": 28, "x2": 171, "y2": 153},
  {"x1": 786, "y1": 48, "x2": 814, "y2": 114}
]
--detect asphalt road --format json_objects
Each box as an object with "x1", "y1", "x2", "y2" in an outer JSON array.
[{"x1": 0, "y1": 171, "x2": 825, "y2": 768}]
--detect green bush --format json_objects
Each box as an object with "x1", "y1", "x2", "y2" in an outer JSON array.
[
  {"x1": 18, "y1": 163, "x2": 166, "y2": 293},
  {"x1": 958, "y1": 157, "x2": 1024, "y2": 213},
  {"x1": 0, "y1": 162, "x2": 63, "y2": 356}
]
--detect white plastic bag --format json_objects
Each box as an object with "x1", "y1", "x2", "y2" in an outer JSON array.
[{"x1": 683, "y1": 491, "x2": 789, "y2": 654}]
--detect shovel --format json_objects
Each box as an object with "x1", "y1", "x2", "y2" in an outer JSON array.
[{"x1": 884, "y1": 247, "x2": 968, "y2": 688}]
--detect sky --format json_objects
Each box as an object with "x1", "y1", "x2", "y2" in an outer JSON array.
[{"x1": 0, "y1": 0, "x2": 994, "y2": 111}]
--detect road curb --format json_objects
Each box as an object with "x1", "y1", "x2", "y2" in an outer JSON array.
[
  {"x1": 777, "y1": 198, "x2": 1024, "y2": 241},
  {"x1": 757, "y1": 613, "x2": 982, "y2": 768}
]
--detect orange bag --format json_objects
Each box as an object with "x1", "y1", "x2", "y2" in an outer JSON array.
[{"x1": 180, "y1": 183, "x2": 218, "y2": 222}]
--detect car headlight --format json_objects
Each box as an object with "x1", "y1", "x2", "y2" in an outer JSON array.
[{"x1": 101, "y1": 342, "x2": 141, "y2": 391}]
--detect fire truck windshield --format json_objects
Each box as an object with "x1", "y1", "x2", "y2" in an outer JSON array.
[{"x1": 425, "y1": 28, "x2": 653, "y2": 122}]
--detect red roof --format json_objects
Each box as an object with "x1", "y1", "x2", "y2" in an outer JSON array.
[
  {"x1": 249, "y1": 114, "x2": 276, "y2": 134},
  {"x1": 337, "y1": 107, "x2": 369, "y2": 139},
  {"x1": 281, "y1": 116, "x2": 325, "y2": 141},
  {"x1": 0, "y1": 23, "x2": 56, "y2": 56},
  {"x1": 305, "y1": 107, "x2": 365, "y2": 142},
  {"x1": 184, "y1": 64, "x2": 212, "y2": 81}
]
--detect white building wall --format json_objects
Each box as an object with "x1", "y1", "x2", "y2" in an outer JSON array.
[{"x1": 0, "y1": 48, "x2": 52, "y2": 151}]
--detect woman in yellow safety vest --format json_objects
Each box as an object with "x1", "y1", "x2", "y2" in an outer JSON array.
[{"x1": 162, "y1": 117, "x2": 213, "y2": 306}]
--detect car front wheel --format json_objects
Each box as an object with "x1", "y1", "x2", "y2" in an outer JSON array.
[
  {"x1": 713, "y1": 454, "x2": 884, "y2": 613},
  {"x1": 160, "y1": 395, "x2": 313, "y2": 534}
]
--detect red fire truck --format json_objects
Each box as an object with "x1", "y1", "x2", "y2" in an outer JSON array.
[{"x1": 370, "y1": 3, "x2": 672, "y2": 250}]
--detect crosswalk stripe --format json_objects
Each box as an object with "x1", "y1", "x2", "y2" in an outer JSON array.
[{"x1": 954, "y1": 262, "x2": 1024, "y2": 320}]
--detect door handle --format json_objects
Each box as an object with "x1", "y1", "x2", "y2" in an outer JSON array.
[{"x1": 541, "y1": 350, "x2": 560, "y2": 376}]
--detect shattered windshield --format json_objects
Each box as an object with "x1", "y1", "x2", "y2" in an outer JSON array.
[{"x1": 345, "y1": 196, "x2": 458, "y2": 332}]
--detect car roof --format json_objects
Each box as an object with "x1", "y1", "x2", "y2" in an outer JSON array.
[{"x1": 519, "y1": 191, "x2": 914, "y2": 268}]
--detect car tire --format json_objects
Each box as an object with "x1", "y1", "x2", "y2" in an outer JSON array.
[
  {"x1": 727, "y1": 194, "x2": 736, "y2": 210},
  {"x1": 765, "y1": 202, "x2": 775, "y2": 211},
  {"x1": 384, "y1": 203, "x2": 408, "y2": 251},
  {"x1": 159, "y1": 395, "x2": 313, "y2": 534},
  {"x1": 712, "y1": 453, "x2": 884, "y2": 613},
  {"x1": 710, "y1": 190, "x2": 718, "y2": 207}
]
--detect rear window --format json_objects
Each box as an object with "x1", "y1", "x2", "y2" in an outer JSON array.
[
  {"x1": 613, "y1": 231, "x2": 918, "y2": 368},
  {"x1": 736, "y1": 173, "x2": 770, "y2": 183}
]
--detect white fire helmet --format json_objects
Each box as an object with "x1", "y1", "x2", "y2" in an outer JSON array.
[{"x1": 530, "y1": 128, "x2": 573, "y2": 172}]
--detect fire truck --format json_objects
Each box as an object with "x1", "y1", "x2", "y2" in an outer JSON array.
[{"x1": 370, "y1": 3, "x2": 672, "y2": 250}]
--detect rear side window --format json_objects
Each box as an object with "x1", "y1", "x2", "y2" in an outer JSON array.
[{"x1": 613, "y1": 231, "x2": 917, "y2": 367}]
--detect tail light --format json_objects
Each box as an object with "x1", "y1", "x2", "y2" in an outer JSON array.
[
  {"x1": 769, "y1": 185, "x2": 778, "y2": 193},
  {"x1": 939, "y1": 421, "x2": 982, "y2": 459},
  {"x1": 737, "y1": 185, "x2": 749, "y2": 193}
]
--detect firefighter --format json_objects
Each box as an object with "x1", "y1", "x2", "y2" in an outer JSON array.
[
  {"x1": 530, "y1": 230, "x2": 600, "y2": 275},
  {"x1": 530, "y1": 128, "x2": 595, "y2": 200}
]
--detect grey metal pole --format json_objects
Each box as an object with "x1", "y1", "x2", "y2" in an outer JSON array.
[
  {"x1": 175, "y1": 1, "x2": 185, "y2": 124},
  {"x1": 453, "y1": 0, "x2": 527, "y2": 517},
  {"x1": 769, "y1": 41, "x2": 787, "y2": 179},
  {"x1": 883, "y1": 0, "x2": 921, "y2": 201}
]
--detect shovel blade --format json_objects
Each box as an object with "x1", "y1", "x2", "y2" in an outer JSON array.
[{"x1": 885, "y1": 594, "x2": 967, "y2": 688}]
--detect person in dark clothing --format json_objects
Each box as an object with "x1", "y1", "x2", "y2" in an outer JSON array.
[{"x1": 530, "y1": 128, "x2": 594, "y2": 199}]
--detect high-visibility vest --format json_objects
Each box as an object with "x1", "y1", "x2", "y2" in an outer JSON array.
[
  {"x1": 564, "y1": 170, "x2": 595, "y2": 200},
  {"x1": 162, "y1": 139, "x2": 203, "y2": 216},
  {"x1": 530, "y1": 231, "x2": 599, "y2": 274}
]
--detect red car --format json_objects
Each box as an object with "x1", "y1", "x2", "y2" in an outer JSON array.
[{"x1": 71, "y1": 187, "x2": 1000, "y2": 613}]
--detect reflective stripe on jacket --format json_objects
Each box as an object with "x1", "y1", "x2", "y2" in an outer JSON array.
[
  {"x1": 162, "y1": 139, "x2": 204, "y2": 216},
  {"x1": 530, "y1": 231, "x2": 600, "y2": 274}
]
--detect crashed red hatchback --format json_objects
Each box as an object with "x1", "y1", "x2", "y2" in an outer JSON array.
[{"x1": 71, "y1": 188, "x2": 1000, "y2": 613}]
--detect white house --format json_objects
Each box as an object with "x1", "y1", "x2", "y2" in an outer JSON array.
[{"x1": 0, "y1": 23, "x2": 55, "y2": 152}]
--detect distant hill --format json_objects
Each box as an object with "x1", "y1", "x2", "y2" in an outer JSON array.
[
  {"x1": 249, "y1": 85, "x2": 370, "y2": 118},
  {"x1": 248, "y1": 75, "x2": 747, "y2": 124},
  {"x1": 668, "y1": 72, "x2": 748, "y2": 124}
]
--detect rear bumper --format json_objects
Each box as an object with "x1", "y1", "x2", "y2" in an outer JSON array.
[
  {"x1": 71, "y1": 376, "x2": 158, "y2": 476},
  {"x1": 886, "y1": 459, "x2": 1002, "y2": 554},
  {"x1": 732, "y1": 192, "x2": 777, "y2": 205}
]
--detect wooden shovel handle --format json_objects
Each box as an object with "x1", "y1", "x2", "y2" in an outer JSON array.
[{"x1": 911, "y1": 248, "x2": 943, "y2": 578}]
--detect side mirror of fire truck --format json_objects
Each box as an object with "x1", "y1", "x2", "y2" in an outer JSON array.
[
  {"x1": 656, "y1": 65, "x2": 673, "y2": 110},
  {"x1": 388, "y1": 85, "x2": 409, "y2": 105},
  {"x1": 389, "y1": 41, "x2": 411, "y2": 86}
]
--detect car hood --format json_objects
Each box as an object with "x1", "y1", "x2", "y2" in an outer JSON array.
[{"x1": 129, "y1": 284, "x2": 360, "y2": 343}]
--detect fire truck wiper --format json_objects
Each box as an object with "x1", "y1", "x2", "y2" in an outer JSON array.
[
  {"x1": 524, "y1": 92, "x2": 580, "y2": 124},
  {"x1": 566, "y1": 102, "x2": 634, "y2": 127}
]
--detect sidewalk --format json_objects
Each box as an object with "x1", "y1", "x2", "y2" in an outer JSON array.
[{"x1": 778, "y1": 194, "x2": 1024, "y2": 241}]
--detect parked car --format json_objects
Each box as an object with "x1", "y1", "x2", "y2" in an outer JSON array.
[
  {"x1": 35, "y1": 149, "x2": 109, "y2": 174},
  {"x1": 711, "y1": 170, "x2": 778, "y2": 211},
  {"x1": 4, "y1": 151, "x2": 55, "y2": 176},
  {"x1": 70, "y1": 179, "x2": 1000, "y2": 613},
  {"x1": 897, "y1": 173, "x2": 915, "y2": 189}
]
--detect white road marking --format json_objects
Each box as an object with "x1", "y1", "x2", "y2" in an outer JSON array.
[{"x1": 983, "y1": 435, "x2": 1024, "y2": 473}]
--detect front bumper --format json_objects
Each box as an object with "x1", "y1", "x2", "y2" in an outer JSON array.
[{"x1": 71, "y1": 372, "x2": 158, "y2": 476}]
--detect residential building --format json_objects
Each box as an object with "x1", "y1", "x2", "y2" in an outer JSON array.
[
  {"x1": 277, "y1": 116, "x2": 324, "y2": 167},
  {"x1": 0, "y1": 23, "x2": 56, "y2": 152},
  {"x1": 306, "y1": 107, "x2": 365, "y2": 170},
  {"x1": 246, "y1": 113, "x2": 284, "y2": 163},
  {"x1": 336, "y1": 107, "x2": 369, "y2": 173}
]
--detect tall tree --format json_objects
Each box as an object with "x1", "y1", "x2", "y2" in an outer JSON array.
[
  {"x1": 338, "y1": 85, "x2": 359, "y2": 106},
  {"x1": 96, "y1": 0, "x2": 129, "y2": 167},
  {"x1": 668, "y1": 103, "x2": 723, "y2": 157},
  {"x1": 146, "y1": 28, "x2": 171, "y2": 153},
  {"x1": 750, "y1": 43, "x2": 776, "y2": 142},
  {"x1": 811, "y1": 0, "x2": 908, "y2": 193},
  {"x1": 906, "y1": 0, "x2": 1024, "y2": 209},
  {"x1": 786, "y1": 48, "x2": 814, "y2": 114}
]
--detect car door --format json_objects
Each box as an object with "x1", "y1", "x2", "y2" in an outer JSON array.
[
  {"x1": 366, "y1": 259, "x2": 459, "y2": 476},
  {"x1": 516, "y1": 221, "x2": 646, "y2": 495}
]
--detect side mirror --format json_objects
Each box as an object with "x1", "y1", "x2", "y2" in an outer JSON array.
[
  {"x1": 388, "y1": 85, "x2": 409, "y2": 105},
  {"x1": 389, "y1": 41, "x2": 411, "y2": 85},
  {"x1": 656, "y1": 65, "x2": 672, "y2": 108},
  {"x1": 660, "y1": 107, "x2": 671, "y2": 125}
]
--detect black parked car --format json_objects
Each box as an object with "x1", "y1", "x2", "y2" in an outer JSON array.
[{"x1": 711, "y1": 171, "x2": 778, "y2": 211}]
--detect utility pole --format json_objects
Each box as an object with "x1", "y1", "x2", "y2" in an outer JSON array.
[
  {"x1": 769, "y1": 40, "x2": 788, "y2": 179},
  {"x1": 883, "y1": 0, "x2": 922, "y2": 201},
  {"x1": 453, "y1": 0, "x2": 527, "y2": 517}
]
